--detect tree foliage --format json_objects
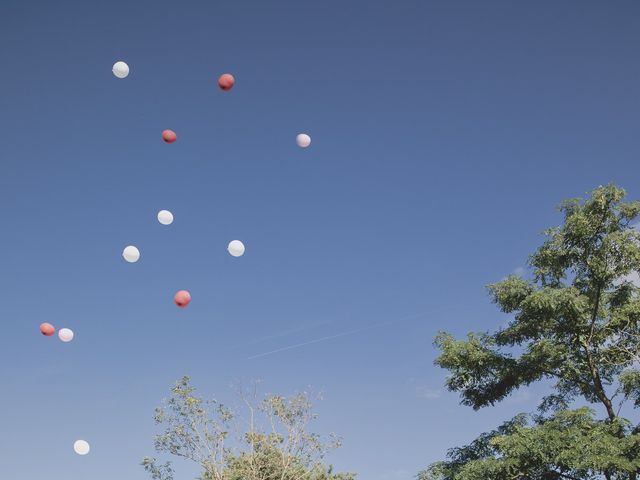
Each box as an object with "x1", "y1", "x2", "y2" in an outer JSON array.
[
  {"x1": 143, "y1": 377, "x2": 355, "y2": 480},
  {"x1": 421, "y1": 185, "x2": 640, "y2": 480}
]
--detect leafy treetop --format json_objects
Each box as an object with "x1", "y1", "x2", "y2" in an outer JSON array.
[
  {"x1": 143, "y1": 376, "x2": 355, "y2": 480},
  {"x1": 422, "y1": 185, "x2": 640, "y2": 480}
]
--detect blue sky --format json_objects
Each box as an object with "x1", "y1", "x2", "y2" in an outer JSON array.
[{"x1": 1, "y1": 1, "x2": 639, "y2": 479}]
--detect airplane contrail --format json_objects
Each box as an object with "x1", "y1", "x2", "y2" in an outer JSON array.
[
  {"x1": 229, "y1": 319, "x2": 333, "y2": 351},
  {"x1": 246, "y1": 308, "x2": 449, "y2": 360},
  {"x1": 247, "y1": 328, "x2": 372, "y2": 360}
]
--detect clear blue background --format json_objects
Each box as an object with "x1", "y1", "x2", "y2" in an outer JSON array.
[{"x1": 1, "y1": 1, "x2": 639, "y2": 479}]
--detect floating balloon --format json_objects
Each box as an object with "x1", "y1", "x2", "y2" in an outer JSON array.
[
  {"x1": 40, "y1": 323, "x2": 55, "y2": 336},
  {"x1": 122, "y1": 245, "x2": 140, "y2": 263},
  {"x1": 157, "y1": 210, "x2": 174, "y2": 225},
  {"x1": 59, "y1": 328, "x2": 74, "y2": 343},
  {"x1": 73, "y1": 440, "x2": 90, "y2": 455},
  {"x1": 218, "y1": 73, "x2": 235, "y2": 91},
  {"x1": 228, "y1": 240, "x2": 245, "y2": 257},
  {"x1": 112, "y1": 61, "x2": 129, "y2": 79},
  {"x1": 162, "y1": 129, "x2": 177, "y2": 143},
  {"x1": 174, "y1": 290, "x2": 191, "y2": 308},
  {"x1": 296, "y1": 133, "x2": 311, "y2": 148}
]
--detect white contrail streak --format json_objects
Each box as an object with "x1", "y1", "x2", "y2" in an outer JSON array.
[
  {"x1": 229, "y1": 319, "x2": 333, "y2": 351},
  {"x1": 247, "y1": 328, "x2": 371, "y2": 360},
  {"x1": 246, "y1": 308, "x2": 448, "y2": 360}
]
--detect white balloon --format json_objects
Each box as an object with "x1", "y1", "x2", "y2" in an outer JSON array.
[
  {"x1": 59, "y1": 328, "x2": 74, "y2": 343},
  {"x1": 296, "y1": 133, "x2": 311, "y2": 148},
  {"x1": 228, "y1": 240, "x2": 245, "y2": 257},
  {"x1": 157, "y1": 210, "x2": 174, "y2": 225},
  {"x1": 73, "y1": 440, "x2": 90, "y2": 455},
  {"x1": 112, "y1": 61, "x2": 129, "y2": 79},
  {"x1": 122, "y1": 245, "x2": 140, "y2": 263}
]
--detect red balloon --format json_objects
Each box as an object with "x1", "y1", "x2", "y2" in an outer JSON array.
[
  {"x1": 162, "y1": 129, "x2": 177, "y2": 143},
  {"x1": 174, "y1": 290, "x2": 191, "y2": 308},
  {"x1": 40, "y1": 322, "x2": 55, "y2": 336},
  {"x1": 218, "y1": 73, "x2": 235, "y2": 91}
]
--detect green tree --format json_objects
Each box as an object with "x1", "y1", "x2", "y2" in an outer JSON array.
[
  {"x1": 142, "y1": 377, "x2": 355, "y2": 480},
  {"x1": 420, "y1": 185, "x2": 640, "y2": 480}
]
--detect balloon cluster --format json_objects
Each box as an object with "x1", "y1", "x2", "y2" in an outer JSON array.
[
  {"x1": 115, "y1": 65, "x2": 243, "y2": 307},
  {"x1": 41, "y1": 58, "x2": 313, "y2": 458},
  {"x1": 108, "y1": 60, "x2": 301, "y2": 310}
]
